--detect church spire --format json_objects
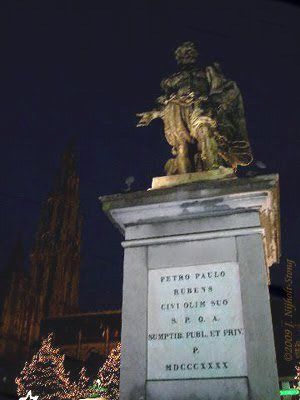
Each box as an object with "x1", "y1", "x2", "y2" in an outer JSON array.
[
  {"x1": 0, "y1": 235, "x2": 25, "y2": 309},
  {"x1": 0, "y1": 236, "x2": 29, "y2": 360},
  {"x1": 3, "y1": 234, "x2": 24, "y2": 278},
  {"x1": 28, "y1": 141, "x2": 82, "y2": 345},
  {"x1": 53, "y1": 138, "x2": 77, "y2": 193}
]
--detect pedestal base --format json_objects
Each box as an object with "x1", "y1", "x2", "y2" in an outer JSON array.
[
  {"x1": 151, "y1": 167, "x2": 235, "y2": 189},
  {"x1": 100, "y1": 174, "x2": 280, "y2": 400}
]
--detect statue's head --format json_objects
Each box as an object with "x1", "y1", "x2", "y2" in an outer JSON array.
[{"x1": 175, "y1": 42, "x2": 198, "y2": 66}]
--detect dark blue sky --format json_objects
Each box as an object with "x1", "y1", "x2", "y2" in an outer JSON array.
[{"x1": 0, "y1": 0, "x2": 299, "y2": 326}]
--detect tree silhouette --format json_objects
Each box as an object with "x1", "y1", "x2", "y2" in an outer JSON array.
[
  {"x1": 73, "y1": 367, "x2": 90, "y2": 399},
  {"x1": 97, "y1": 343, "x2": 121, "y2": 400},
  {"x1": 16, "y1": 333, "x2": 73, "y2": 400}
]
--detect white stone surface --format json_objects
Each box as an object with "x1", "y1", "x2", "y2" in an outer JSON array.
[
  {"x1": 100, "y1": 175, "x2": 280, "y2": 400},
  {"x1": 146, "y1": 378, "x2": 249, "y2": 400},
  {"x1": 148, "y1": 237, "x2": 236, "y2": 269},
  {"x1": 147, "y1": 263, "x2": 247, "y2": 380},
  {"x1": 125, "y1": 212, "x2": 260, "y2": 240},
  {"x1": 103, "y1": 174, "x2": 280, "y2": 269}
]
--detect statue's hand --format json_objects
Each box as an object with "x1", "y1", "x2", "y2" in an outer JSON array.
[
  {"x1": 136, "y1": 111, "x2": 160, "y2": 127},
  {"x1": 217, "y1": 103, "x2": 227, "y2": 113}
]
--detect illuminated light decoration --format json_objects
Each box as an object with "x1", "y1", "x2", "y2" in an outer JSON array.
[
  {"x1": 279, "y1": 363, "x2": 300, "y2": 397},
  {"x1": 280, "y1": 388, "x2": 299, "y2": 395},
  {"x1": 96, "y1": 342, "x2": 121, "y2": 400},
  {"x1": 16, "y1": 333, "x2": 73, "y2": 400},
  {"x1": 294, "y1": 363, "x2": 300, "y2": 394},
  {"x1": 73, "y1": 367, "x2": 91, "y2": 399},
  {"x1": 19, "y1": 390, "x2": 39, "y2": 400},
  {"x1": 85, "y1": 379, "x2": 107, "y2": 399},
  {"x1": 295, "y1": 362, "x2": 300, "y2": 386}
]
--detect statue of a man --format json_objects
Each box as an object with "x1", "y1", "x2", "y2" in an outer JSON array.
[{"x1": 137, "y1": 42, "x2": 252, "y2": 175}]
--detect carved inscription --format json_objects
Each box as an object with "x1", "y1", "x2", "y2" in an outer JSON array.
[{"x1": 147, "y1": 263, "x2": 247, "y2": 380}]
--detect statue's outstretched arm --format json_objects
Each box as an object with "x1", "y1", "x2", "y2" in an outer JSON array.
[{"x1": 136, "y1": 110, "x2": 162, "y2": 127}]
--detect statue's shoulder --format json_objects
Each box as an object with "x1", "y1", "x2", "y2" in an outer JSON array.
[
  {"x1": 193, "y1": 67, "x2": 207, "y2": 78},
  {"x1": 160, "y1": 71, "x2": 183, "y2": 90}
]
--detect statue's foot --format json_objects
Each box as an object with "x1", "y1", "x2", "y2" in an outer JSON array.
[{"x1": 164, "y1": 158, "x2": 178, "y2": 176}]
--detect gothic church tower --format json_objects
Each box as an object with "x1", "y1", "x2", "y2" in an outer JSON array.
[
  {"x1": 27, "y1": 143, "x2": 82, "y2": 346},
  {"x1": 0, "y1": 238, "x2": 29, "y2": 360}
]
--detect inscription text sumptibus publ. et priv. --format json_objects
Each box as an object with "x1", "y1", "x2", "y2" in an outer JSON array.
[{"x1": 147, "y1": 263, "x2": 247, "y2": 380}]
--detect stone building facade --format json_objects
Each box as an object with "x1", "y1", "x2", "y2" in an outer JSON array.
[
  {"x1": 0, "y1": 238, "x2": 29, "y2": 362},
  {"x1": 0, "y1": 144, "x2": 121, "y2": 393},
  {"x1": 40, "y1": 310, "x2": 121, "y2": 376},
  {"x1": 0, "y1": 143, "x2": 82, "y2": 359},
  {"x1": 25, "y1": 143, "x2": 82, "y2": 348}
]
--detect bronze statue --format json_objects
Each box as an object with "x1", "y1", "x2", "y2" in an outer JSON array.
[{"x1": 137, "y1": 42, "x2": 252, "y2": 175}]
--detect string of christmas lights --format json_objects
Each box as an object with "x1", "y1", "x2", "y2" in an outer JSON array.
[
  {"x1": 96, "y1": 342, "x2": 121, "y2": 400},
  {"x1": 294, "y1": 363, "x2": 300, "y2": 390},
  {"x1": 16, "y1": 333, "x2": 74, "y2": 400},
  {"x1": 73, "y1": 367, "x2": 90, "y2": 399},
  {"x1": 16, "y1": 333, "x2": 121, "y2": 400}
]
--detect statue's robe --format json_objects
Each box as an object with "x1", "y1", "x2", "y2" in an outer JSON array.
[{"x1": 159, "y1": 65, "x2": 252, "y2": 171}]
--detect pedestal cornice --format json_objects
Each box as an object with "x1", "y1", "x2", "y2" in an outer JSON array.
[{"x1": 100, "y1": 174, "x2": 280, "y2": 268}]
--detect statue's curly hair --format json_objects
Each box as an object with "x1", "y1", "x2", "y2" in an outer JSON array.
[{"x1": 175, "y1": 41, "x2": 198, "y2": 65}]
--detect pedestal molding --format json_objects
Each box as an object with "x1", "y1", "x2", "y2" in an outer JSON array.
[
  {"x1": 121, "y1": 227, "x2": 263, "y2": 248},
  {"x1": 101, "y1": 174, "x2": 280, "y2": 268},
  {"x1": 110, "y1": 192, "x2": 268, "y2": 232}
]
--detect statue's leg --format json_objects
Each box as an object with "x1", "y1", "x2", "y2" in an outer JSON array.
[
  {"x1": 164, "y1": 158, "x2": 178, "y2": 176},
  {"x1": 177, "y1": 142, "x2": 192, "y2": 174},
  {"x1": 195, "y1": 139, "x2": 203, "y2": 172},
  {"x1": 198, "y1": 128, "x2": 219, "y2": 171}
]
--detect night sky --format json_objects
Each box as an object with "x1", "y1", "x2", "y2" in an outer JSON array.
[{"x1": 1, "y1": 0, "x2": 300, "y2": 344}]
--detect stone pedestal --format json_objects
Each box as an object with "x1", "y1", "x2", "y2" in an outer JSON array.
[{"x1": 100, "y1": 174, "x2": 280, "y2": 400}]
